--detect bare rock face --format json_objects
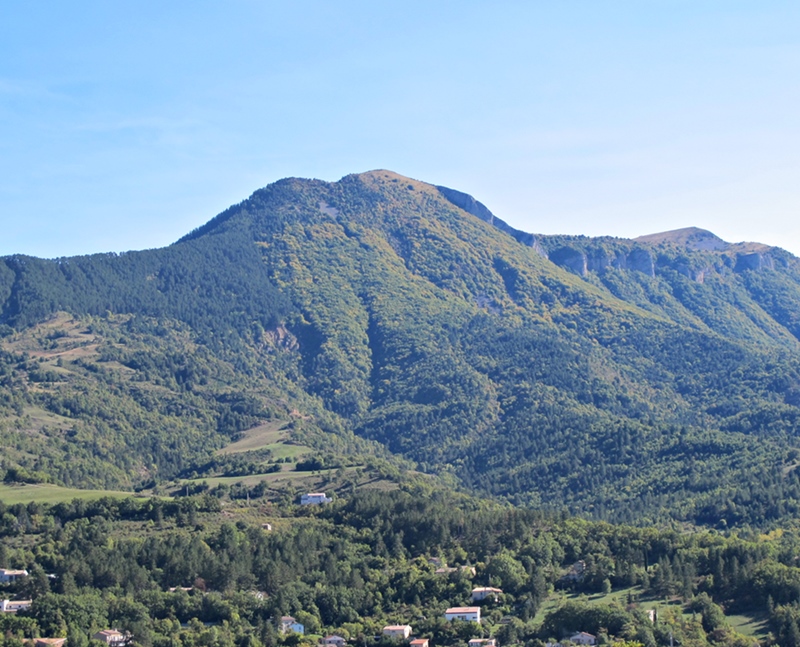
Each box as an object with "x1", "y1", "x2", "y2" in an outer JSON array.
[
  {"x1": 671, "y1": 261, "x2": 713, "y2": 283},
  {"x1": 626, "y1": 248, "x2": 656, "y2": 276},
  {"x1": 549, "y1": 246, "x2": 588, "y2": 276},
  {"x1": 587, "y1": 249, "x2": 614, "y2": 272},
  {"x1": 735, "y1": 253, "x2": 775, "y2": 272},
  {"x1": 549, "y1": 245, "x2": 656, "y2": 278},
  {"x1": 263, "y1": 324, "x2": 299, "y2": 351}
]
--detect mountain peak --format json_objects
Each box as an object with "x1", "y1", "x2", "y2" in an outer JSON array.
[{"x1": 634, "y1": 227, "x2": 729, "y2": 251}]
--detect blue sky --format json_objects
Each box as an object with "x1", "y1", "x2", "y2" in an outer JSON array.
[{"x1": 1, "y1": 1, "x2": 799, "y2": 257}]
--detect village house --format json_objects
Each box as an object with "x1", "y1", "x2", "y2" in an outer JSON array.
[
  {"x1": 32, "y1": 639, "x2": 67, "y2": 647},
  {"x1": 91, "y1": 630, "x2": 128, "y2": 646},
  {"x1": 409, "y1": 639, "x2": 429, "y2": 647},
  {"x1": 468, "y1": 639, "x2": 496, "y2": 647},
  {"x1": 280, "y1": 616, "x2": 305, "y2": 634},
  {"x1": 0, "y1": 569, "x2": 28, "y2": 584},
  {"x1": 563, "y1": 561, "x2": 586, "y2": 583},
  {"x1": 568, "y1": 633, "x2": 596, "y2": 646},
  {"x1": 322, "y1": 636, "x2": 346, "y2": 647},
  {"x1": 300, "y1": 493, "x2": 332, "y2": 505},
  {"x1": 435, "y1": 565, "x2": 476, "y2": 576},
  {"x1": 471, "y1": 587, "x2": 503, "y2": 602},
  {"x1": 1, "y1": 600, "x2": 32, "y2": 613},
  {"x1": 382, "y1": 625, "x2": 413, "y2": 640},
  {"x1": 444, "y1": 607, "x2": 481, "y2": 623}
]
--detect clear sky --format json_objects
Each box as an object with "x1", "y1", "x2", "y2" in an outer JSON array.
[{"x1": 1, "y1": 1, "x2": 799, "y2": 258}]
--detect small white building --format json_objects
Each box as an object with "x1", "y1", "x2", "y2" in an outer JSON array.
[
  {"x1": 471, "y1": 587, "x2": 503, "y2": 602},
  {"x1": 322, "y1": 636, "x2": 346, "y2": 647},
  {"x1": 280, "y1": 616, "x2": 305, "y2": 635},
  {"x1": 91, "y1": 630, "x2": 128, "y2": 645},
  {"x1": 564, "y1": 561, "x2": 586, "y2": 582},
  {"x1": 469, "y1": 639, "x2": 496, "y2": 647},
  {"x1": 569, "y1": 633, "x2": 596, "y2": 646},
  {"x1": 444, "y1": 607, "x2": 481, "y2": 623},
  {"x1": 300, "y1": 493, "x2": 332, "y2": 505},
  {"x1": 410, "y1": 639, "x2": 429, "y2": 647},
  {"x1": 382, "y1": 625, "x2": 412, "y2": 640},
  {"x1": 1, "y1": 599, "x2": 31, "y2": 613},
  {"x1": 0, "y1": 569, "x2": 28, "y2": 584},
  {"x1": 435, "y1": 565, "x2": 476, "y2": 576}
]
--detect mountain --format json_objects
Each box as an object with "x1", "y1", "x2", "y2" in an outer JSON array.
[{"x1": 3, "y1": 170, "x2": 800, "y2": 526}]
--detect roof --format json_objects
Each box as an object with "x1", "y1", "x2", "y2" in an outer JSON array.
[
  {"x1": 445, "y1": 607, "x2": 480, "y2": 613},
  {"x1": 409, "y1": 640, "x2": 429, "y2": 645},
  {"x1": 472, "y1": 587, "x2": 502, "y2": 592},
  {"x1": 383, "y1": 625, "x2": 411, "y2": 631},
  {"x1": 570, "y1": 633, "x2": 595, "y2": 639},
  {"x1": 95, "y1": 631, "x2": 123, "y2": 637}
]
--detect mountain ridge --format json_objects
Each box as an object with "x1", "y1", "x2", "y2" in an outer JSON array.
[{"x1": 3, "y1": 169, "x2": 800, "y2": 526}]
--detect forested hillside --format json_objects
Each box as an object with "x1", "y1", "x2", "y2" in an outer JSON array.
[
  {"x1": 4, "y1": 170, "x2": 800, "y2": 526},
  {"x1": 2, "y1": 487, "x2": 799, "y2": 647}
]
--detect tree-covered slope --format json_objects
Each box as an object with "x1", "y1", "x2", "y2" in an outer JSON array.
[{"x1": 4, "y1": 169, "x2": 800, "y2": 526}]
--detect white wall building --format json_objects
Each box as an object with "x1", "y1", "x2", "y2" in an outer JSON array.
[
  {"x1": 382, "y1": 625, "x2": 412, "y2": 640},
  {"x1": 0, "y1": 569, "x2": 28, "y2": 584},
  {"x1": 444, "y1": 607, "x2": 481, "y2": 623},
  {"x1": 471, "y1": 587, "x2": 503, "y2": 602},
  {"x1": 300, "y1": 493, "x2": 332, "y2": 505},
  {"x1": 1, "y1": 599, "x2": 31, "y2": 613}
]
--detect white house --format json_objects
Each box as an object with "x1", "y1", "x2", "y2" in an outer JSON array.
[
  {"x1": 444, "y1": 607, "x2": 481, "y2": 623},
  {"x1": 382, "y1": 625, "x2": 412, "y2": 640},
  {"x1": 1, "y1": 600, "x2": 31, "y2": 613},
  {"x1": 322, "y1": 636, "x2": 346, "y2": 647},
  {"x1": 564, "y1": 561, "x2": 586, "y2": 582},
  {"x1": 0, "y1": 569, "x2": 28, "y2": 584},
  {"x1": 469, "y1": 639, "x2": 497, "y2": 647},
  {"x1": 409, "y1": 639, "x2": 429, "y2": 647},
  {"x1": 471, "y1": 587, "x2": 503, "y2": 602},
  {"x1": 568, "y1": 633, "x2": 596, "y2": 646},
  {"x1": 91, "y1": 631, "x2": 128, "y2": 646},
  {"x1": 280, "y1": 616, "x2": 305, "y2": 634},
  {"x1": 300, "y1": 493, "x2": 332, "y2": 505}
]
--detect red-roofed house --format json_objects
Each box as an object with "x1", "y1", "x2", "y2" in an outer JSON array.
[{"x1": 383, "y1": 626, "x2": 412, "y2": 640}]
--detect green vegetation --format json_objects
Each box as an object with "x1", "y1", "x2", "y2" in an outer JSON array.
[
  {"x1": 0, "y1": 484, "x2": 136, "y2": 504},
  {"x1": 4, "y1": 170, "x2": 800, "y2": 529},
  {"x1": 0, "y1": 488, "x2": 796, "y2": 647}
]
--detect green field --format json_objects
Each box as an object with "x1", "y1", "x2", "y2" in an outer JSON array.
[
  {"x1": 0, "y1": 483, "x2": 138, "y2": 504},
  {"x1": 217, "y1": 420, "x2": 311, "y2": 460},
  {"x1": 728, "y1": 613, "x2": 770, "y2": 638},
  {"x1": 177, "y1": 465, "x2": 397, "y2": 500},
  {"x1": 533, "y1": 586, "x2": 768, "y2": 640}
]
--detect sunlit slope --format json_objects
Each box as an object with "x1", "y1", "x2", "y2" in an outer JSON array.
[{"x1": 4, "y1": 170, "x2": 800, "y2": 525}]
